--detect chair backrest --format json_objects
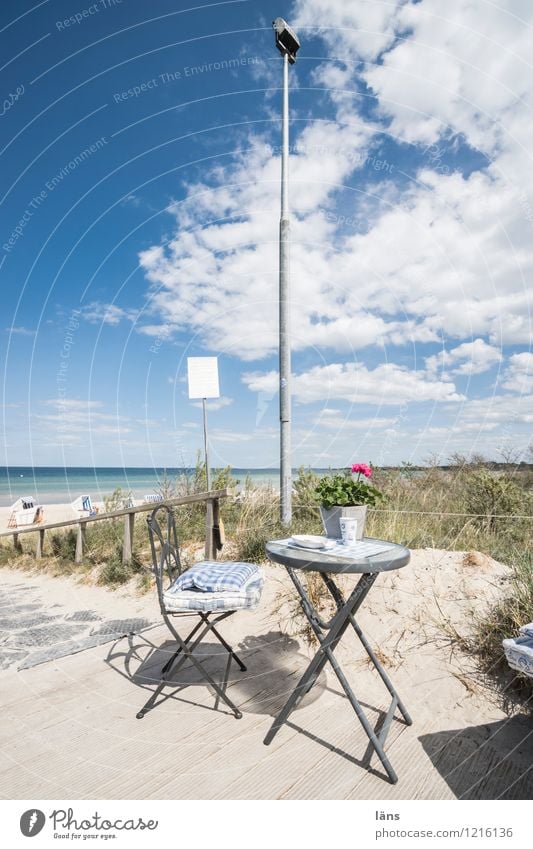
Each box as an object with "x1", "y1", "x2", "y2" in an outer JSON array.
[{"x1": 146, "y1": 506, "x2": 183, "y2": 613}]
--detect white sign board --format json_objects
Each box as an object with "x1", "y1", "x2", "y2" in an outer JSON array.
[{"x1": 187, "y1": 357, "x2": 220, "y2": 399}]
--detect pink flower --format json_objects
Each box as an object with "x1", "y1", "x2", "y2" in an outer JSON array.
[{"x1": 351, "y1": 463, "x2": 373, "y2": 478}]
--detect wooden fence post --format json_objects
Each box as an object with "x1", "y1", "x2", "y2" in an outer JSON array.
[
  {"x1": 75, "y1": 523, "x2": 86, "y2": 564},
  {"x1": 13, "y1": 533, "x2": 22, "y2": 553},
  {"x1": 36, "y1": 529, "x2": 45, "y2": 558},
  {"x1": 205, "y1": 499, "x2": 214, "y2": 560},
  {"x1": 123, "y1": 511, "x2": 135, "y2": 565}
]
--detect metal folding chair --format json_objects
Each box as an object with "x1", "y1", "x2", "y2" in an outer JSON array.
[{"x1": 136, "y1": 505, "x2": 262, "y2": 720}]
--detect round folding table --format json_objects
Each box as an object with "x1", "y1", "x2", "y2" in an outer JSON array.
[{"x1": 264, "y1": 537, "x2": 412, "y2": 784}]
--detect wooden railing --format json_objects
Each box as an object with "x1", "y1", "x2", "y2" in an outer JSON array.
[{"x1": 0, "y1": 489, "x2": 230, "y2": 565}]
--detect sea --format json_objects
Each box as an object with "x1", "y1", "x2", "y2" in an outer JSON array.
[{"x1": 0, "y1": 466, "x2": 325, "y2": 507}]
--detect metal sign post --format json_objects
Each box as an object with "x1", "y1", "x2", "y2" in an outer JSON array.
[
  {"x1": 202, "y1": 397, "x2": 210, "y2": 491},
  {"x1": 187, "y1": 357, "x2": 220, "y2": 492}
]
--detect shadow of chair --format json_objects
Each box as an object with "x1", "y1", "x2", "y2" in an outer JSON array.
[{"x1": 105, "y1": 629, "x2": 328, "y2": 718}]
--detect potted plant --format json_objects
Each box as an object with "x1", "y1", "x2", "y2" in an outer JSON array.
[{"x1": 314, "y1": 463, "x2": 383, "y2": 540}]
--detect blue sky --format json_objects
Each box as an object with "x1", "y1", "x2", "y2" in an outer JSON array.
[{"x1": 1, "y1": 0, "x2": 532, "y2": 469}]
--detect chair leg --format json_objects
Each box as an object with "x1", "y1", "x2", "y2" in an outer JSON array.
[
  {"x1": 137, "y1": 616, "x2": 243, "y2": 720},
  {"x1": 136, "y1": 621, "x2": 213, "y2": 719},
  {"x1": 200, "y1": 613, "x2": 247, "y2": 672},
  {"x1": 161, "y1": 617, "x2": 204, "y2": 675},
  {"x1": 159, "y1": 613, "x2": 227, "y2": 680},
  {"x1": 166, "y1": 618, "x2": 244, "y2": 718},
  {"x1": 163, "y1": 613, "x2": 241, "y2": 679},
  {"x1": 136, "y1": 678, "x2": 170, "y2": 719}
]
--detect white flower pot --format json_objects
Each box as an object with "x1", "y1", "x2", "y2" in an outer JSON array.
[{"x1": 320, "y1": 505, "x2": 367, "y2": 540}]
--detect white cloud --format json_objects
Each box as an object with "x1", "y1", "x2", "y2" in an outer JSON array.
[
  {"x1": 37, "y1": 418, "x2": 129, "y2": 436},
  {"x1": 211, "y1": 430, "x2": 254, "y2": 443},
  {"x1": 298, "y1": 0, "x2": 533, "y2": 155},
  {"x1": 290, "y1": 1, "x2": 533, "y2": 347},
  {"x1": 83, "y1": 303, "x2": 139, "y2": 326},
  {"x1": 5, "y1": 326, "x2": 36, "y2": 336},
  {"x1": 500, "y1": 352, "x2": 533, "y2": 394},
  {"x1": 44, "y1": 399, "x2": 103, "y2": 411},
  {"x1": 421, "y1": 422, "x2": 499, "y2": 436},
  {"x1": 426, "y1": 338, "x2": 502, "y2": 376},
  {"x1": 191, "y1": 396, "x2": 233, "y2": 411},
  {"x1": 139, "y1": 141, "x2": 532, "y2": 361},
  {"x1": 121, "y1": 194, "x2": 142, "y2": 207},
  {"x1": 38, "y1": 399, "x2": 130, "y2": 436},
  {"x1": 137, "y1": 323, "x2": 174, "y2": 339},
  {"x1": 139, "y1": 120, "x2": 405, "y2": 361},
  {"x1": 450, "y1": 393, "x2": 533, "y2": 424},
  {"x1": 343, "y1": 168, "x2": 533, "y2": 344},
  {"x1": 318, "y1": 415, "x2": 398, "y2": 430},
  {"x1": 243, "y1": 362, "x2": 463, "y2": 405},
  {"x1": 293, "y1": 0, "x2": 403, "y2": 63}
]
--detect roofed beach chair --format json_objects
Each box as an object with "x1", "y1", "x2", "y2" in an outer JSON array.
[
  {"x1": 503, "y1": 623, "x2": 533, "y2": 679},
  {"x1": 136, "y1": 505, "x2": 263, "y2": 720},
  {"x1": 143, "y1": 493, "x2": 163, "y2": 504},
  {"x1": 71, "y1": 495, "x2": 98, "y2": 517},
  {"x1": 7, "y1": 496, "x2": 42, "y2": 528}
]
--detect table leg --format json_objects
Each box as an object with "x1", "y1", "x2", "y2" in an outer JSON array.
[
  {"x1": 349, "y1": 617, "x2": 411, "y2": 725},
  {"x1": 264, "y1": 569, "x2": 410, "y2": 784},
  {"x1": 322, "y1": 573, "x2": 412, "y2": 727},
  {"x1": 263, "y1": 572, "x2": 376, "y2": 745},
  {"x1": 320, "y1": 637, "x2": 399, "y2": 784}
]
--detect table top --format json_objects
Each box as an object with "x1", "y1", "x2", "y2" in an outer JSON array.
[{"x1": 265, "y1": 537, "x2": 410, "y2": 574}]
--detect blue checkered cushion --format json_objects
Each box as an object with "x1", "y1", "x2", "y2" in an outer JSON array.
[
  {"x1": 164, "y1": 566, "x2": 263, "y2": 613},
  {"x1": 173, "y1": 561, "x2": 259, "y2": 593}
]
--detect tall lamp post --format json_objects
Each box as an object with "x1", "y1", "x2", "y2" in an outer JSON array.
[{"x1": 273, "y1": 17, "x2": 300, "y2": 526}]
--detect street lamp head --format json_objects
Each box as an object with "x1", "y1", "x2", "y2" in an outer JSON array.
[{"x1": 273, "y1": 17, "x2": 300, "y2": 63}]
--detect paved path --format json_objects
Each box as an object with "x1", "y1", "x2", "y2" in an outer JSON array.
[{"x1": 0, "y1": 573, "x2": 155, "y2": 671}]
